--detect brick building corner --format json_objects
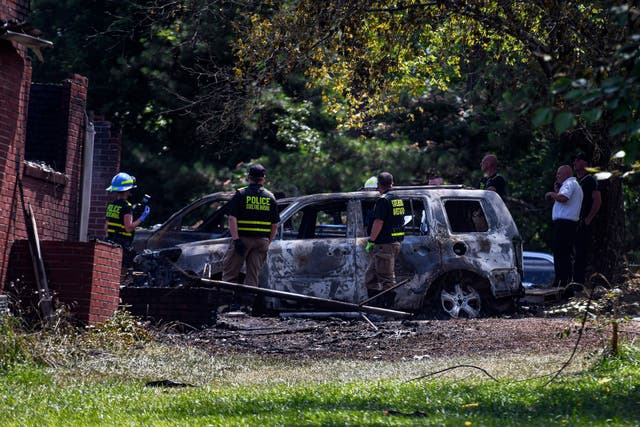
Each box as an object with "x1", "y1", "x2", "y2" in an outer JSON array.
[{"x1": 1, "y1": 0, "x2": 122, "y2": 324}]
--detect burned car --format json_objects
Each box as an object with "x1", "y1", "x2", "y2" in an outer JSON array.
[
  {"x1": 132, "y1": 192, "x2": 234, "y2": 252},
  {"x1": 135, "y1": 185, "x2": 523, "y2": 318},
  {"x1": 133, "y1": 192, "x2": 292, "y2": 252}
]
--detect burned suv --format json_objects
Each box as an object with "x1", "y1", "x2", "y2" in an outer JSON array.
[{"x1": 135, "y1": 185, "x2": 523, "y2": 318}]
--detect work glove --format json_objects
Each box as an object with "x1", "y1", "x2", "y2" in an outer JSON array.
[
  {"x1": 365, "y1": 240, "x2": 375, "y2": 253},
  {"x1": 139, "y1": 205, "x2": 151, "y2": 222},
  {"x1": 234, "y1": 239, "x2": 246, "y2": 256}
]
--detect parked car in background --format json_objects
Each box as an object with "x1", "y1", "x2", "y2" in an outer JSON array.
[
  {"x1": 522, "y1": 251, "x2": 555, "y2": 289},
  {"x1": 134, "y1": 185, "x2": 524, "y2": 319}
]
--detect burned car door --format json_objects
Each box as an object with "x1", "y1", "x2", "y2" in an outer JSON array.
[
  {"x1": 438, "y1": 194, "x2": 521, "y2": 301},
  {"x1": 394, "y1": 197, "x2": 441, "y2": 308},
  {"x1": 357, "y1": 196, "x2": 440, "y2": 310},
  {"x1": 264, "y1": 198, "x2": 358, "y2": 306}
]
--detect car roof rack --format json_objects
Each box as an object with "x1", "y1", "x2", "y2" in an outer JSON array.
[
  {"x1": 390, "y1": 184, "x2": 468, "y2": 190},
  {"x1": 356, "y1": 184, "x2": 469, "y2": 191}
]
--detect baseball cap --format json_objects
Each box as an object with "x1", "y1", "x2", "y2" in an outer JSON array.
[{"x1": 248, "y1": 164, "x2": 266, "y2": 178}]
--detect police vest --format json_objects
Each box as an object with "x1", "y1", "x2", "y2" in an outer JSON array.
[
  {"x1": 235, "y1": 186, "x2": 276, "y2": 238},
  {"x1": 105, "y1": 199, "x2": 134, "y2": 244},
  {"x1": 376, "y1": 194, "x2": 405, "y2": 243}
]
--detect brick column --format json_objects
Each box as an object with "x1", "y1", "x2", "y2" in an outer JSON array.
[
  {"x1": 88, "y1": 120, "x2": 121, "y2": 240},
  {"x1": 6, "y1": 240, "x2": 122, "y2": 325}
]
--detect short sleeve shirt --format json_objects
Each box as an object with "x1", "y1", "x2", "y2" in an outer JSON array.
[
  {"x1": 229, "y1": 184, "x2": 280, "y2": 237},
  {"x1": 106, "y1": 199, "x2": 134, "y2": 244},
  {"x1": 372, "y1": 193, "x2": 405, "y2": 243},
  {"x1": 552, "y1": 177, "x2": 583, "y2": 221}
]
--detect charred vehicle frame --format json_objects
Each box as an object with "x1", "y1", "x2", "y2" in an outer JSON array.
[{"x1": 133, "y1": 185, "x2": 523, "y2": 318}]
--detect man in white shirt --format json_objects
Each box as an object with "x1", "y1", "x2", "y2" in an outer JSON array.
[{"x1": 545, "y1": 165, "x2": 583, "y2": 288}]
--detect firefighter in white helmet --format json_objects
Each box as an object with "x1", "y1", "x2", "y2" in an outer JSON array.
[{"x1": 364, "y1": 176, "x2": 378, "y2": 189}]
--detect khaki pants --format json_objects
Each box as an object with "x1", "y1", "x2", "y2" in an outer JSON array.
[
  {"x1": 364, "y1": 242, "x2": 401, "y2": 291},
  {"x1": 222, "y1": 237, "x2": 270, "y2": 286}
]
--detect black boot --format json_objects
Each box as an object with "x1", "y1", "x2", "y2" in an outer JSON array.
[
  {"x1": 382, "y1": 291, "x2": 396, "y2": 309},
  {"x1": 367, "y1": 289, "x2": 384, "y2": 307}
]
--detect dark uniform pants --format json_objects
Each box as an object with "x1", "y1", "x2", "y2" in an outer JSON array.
[
  {"x1": 552, "y1": 219, "x2": 578, "y2": 287},
  {"x1": 573, "y1": 221, "x2": 592, "y2": 285},
  {"x1": 106, "y1": 235, "x2": 135, "y2": 269},
  {"x1": 365, "y1": 242, "x2": 401, "y2": 291},
  {"x1": 222, "y1": 237, "x2": 270, "y2": 286}
]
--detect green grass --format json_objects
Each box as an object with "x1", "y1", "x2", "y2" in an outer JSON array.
[
  {"x1": 1, "y1": 356, "x2": 639, "y2": 426},
  {"x1": 2, "y1": 313, "x2": 639, "y2": 426}
]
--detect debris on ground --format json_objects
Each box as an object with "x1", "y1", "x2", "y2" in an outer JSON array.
[{"x1": 151, "y1": 274, "x2": 640, "y2": 361}]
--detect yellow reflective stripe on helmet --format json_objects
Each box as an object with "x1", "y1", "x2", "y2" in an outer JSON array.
[{"x1": 237, "y1": 220, "x2": 271, "y2": 226}]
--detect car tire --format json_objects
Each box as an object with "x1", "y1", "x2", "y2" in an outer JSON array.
[{"x1": 435, "y1": 281, "x2": 483, "y2": 319}]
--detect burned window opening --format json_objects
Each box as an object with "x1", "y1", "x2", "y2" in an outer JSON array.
[
  {"x1": 361, "y1": 198, "x2": 428, "y2": 236},
  {"x1": 25, "y1": 83, "x2": 70, "y2": 173},
  {"x1": 179, "y1": 200, "x2": 230, "y2": 234},
  {"x1": 444, "y1": 200, "x2": 488, "y2": 233},
  {"x1": 283, "y1": 201, "x2": 348, "y2": 240}
]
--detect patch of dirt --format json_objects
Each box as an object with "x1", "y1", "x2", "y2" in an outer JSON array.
[
  {"x1": 169, "y1": 313, "x2": 640, "y2": 362},
  {"x1": 161, "y1": 277, "x2": 640, "y2": 361}
]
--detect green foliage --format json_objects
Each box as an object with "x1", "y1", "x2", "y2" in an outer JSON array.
[
  {"x1": 535, "y1": 5, "x2": 640, "y2": 158},
  {"x1": 0, "y1": 316, "x2": 31, "y2": 371},
  {"x1": 83, "y1": 309, "x2": 152, "y2": 350},
  {"x1": 27, "y1": 0, "x2": 640, "y2": 263},
  {"x1": 590, "y1": 343, "x2": 640, "y2": 373}
]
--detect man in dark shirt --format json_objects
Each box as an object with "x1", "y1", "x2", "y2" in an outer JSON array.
[
  {"x1": 222, "y1": 164, "x2": 280, "y2": 287},
  {"x1": 364, "y1": 172, "x2": 405, "y2": 308},
  {"x1": 573, "y1": 152, "x2": 602, "y2": 285},
  {"x1": 479, "y1": 154, "x2": 507, "y2": 199}
]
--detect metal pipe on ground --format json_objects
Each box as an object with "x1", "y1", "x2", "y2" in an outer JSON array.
[
  {"x1": 358, "y1": 278, "x2": 411, "y2": 307},
  {"x1": 195, "y1": 277, "x2": 412, "y2": 318},
  {"x1": 279, "y1": 312, "x2": 365, "y2": 319}
]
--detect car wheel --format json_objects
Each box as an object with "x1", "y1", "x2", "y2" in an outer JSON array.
[{"x1": 438, "y1": 282, "x2": 482, "y2": 319}]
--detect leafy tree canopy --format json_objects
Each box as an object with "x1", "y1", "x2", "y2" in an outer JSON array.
[{"x1": 235, "y1": 1, "x2": 616, "y2": 131}]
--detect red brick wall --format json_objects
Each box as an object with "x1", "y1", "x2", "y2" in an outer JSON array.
[
  {"x1": 22, "y1": 75, "x2": 89, "y2": 242},
  {"x1": 2, "y1": 0, "x2": 97, "y2": 290},
  {"x1": 1, "y1": 0, "x2": 124, "y2": 326},
  {"x1": 88, "y1": 120, "x2": 121, "y2": 240},
  {"x1": 0, "y1": 0, "x2": 29, "y2": 21},
  {"x1": 0, "y1": 4, "x2": 31, "y2": 287},
  {"x1": 7, "y1": 240, "x2": 122, "y2": 325}
]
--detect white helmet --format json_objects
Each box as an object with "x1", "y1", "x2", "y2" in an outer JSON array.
[{"x1": 364, "y1": 176, "x2": 378, "y2": 189}]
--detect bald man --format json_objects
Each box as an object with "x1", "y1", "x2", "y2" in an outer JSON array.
[
  {"x1": 545, "y1": 165, "x2": 584, "y2": 288},
  {"x1": 479, "y1": 154, "x2": 507, "y2": 198}
]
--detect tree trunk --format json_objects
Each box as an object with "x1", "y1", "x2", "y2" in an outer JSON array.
[{"x1": 589, "y1": 176, "x2": 626, "y2": 286}]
